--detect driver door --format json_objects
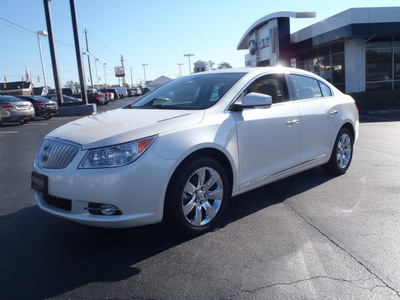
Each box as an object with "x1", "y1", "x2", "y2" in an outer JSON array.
[{"x1": 232, "y1": 73, "x2": 300, "y2": 190}]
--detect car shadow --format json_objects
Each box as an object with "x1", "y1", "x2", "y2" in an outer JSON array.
[{"x1": 1, "y1": 167, "x2": 334, "y2": 299}]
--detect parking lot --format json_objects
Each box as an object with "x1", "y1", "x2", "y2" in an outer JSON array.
[{"x1": 1, "y1": 101, "x2": 400, "y2": 299}]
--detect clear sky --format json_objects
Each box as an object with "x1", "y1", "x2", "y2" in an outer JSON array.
[{"x1": 1, "y1": 0, "x2": 399, "y2": 88}]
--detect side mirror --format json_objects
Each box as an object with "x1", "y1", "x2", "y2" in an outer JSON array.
[{"x1": 232, "y1": 92, "x2": 272, "y2": 111}]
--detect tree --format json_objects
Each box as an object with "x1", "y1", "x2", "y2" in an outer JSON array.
[
  {"x1": 206, "y1": 61, "x2": 216, "y2": 71},
  {"x1": 218, "y1": 62, "x2": 232, "y2": 69},
  {"x1": 123, "y1": 83, "x2": 130, "y2": 89},
  {"x1": 64, "y1": 80, "x2": 80, "y2": 89}
]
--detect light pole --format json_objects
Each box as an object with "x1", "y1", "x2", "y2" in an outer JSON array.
[
  {"x1": 178, "y1": 63, "x2": 183, "y2": 77},
  {"x1": 81, "y1": 52, "x2": 89, "y2": 103},
  {"x1": 37, "y1": 30, "x2": 48, "y2": 94},
  {"x1": 184, "y1": 54, "x2": 194, "y2": 74},
  {"x1": 103, "y1": 62, "x2": 107, "y2": 88},
  {"x1": 130, "y1": 67, "x2": 133, "y2": 87},
  {"x1": 94, "y1": 58, "x2": 99, "y2": 90},
  {"x1": 142, "y1": 64, "x2": 148, "y2": 86}
]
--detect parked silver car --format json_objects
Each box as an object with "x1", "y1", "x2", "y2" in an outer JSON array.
[{"x1": 0, "y1": 95, "x2": 35, "y2": 125}]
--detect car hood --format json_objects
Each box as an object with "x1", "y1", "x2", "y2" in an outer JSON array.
[{"x1": 47, "y1": 108, "x2": 205, "y2": 149}]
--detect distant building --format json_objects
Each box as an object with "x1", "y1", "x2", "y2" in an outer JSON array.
[
  {"x1": 33, "y1": 87, "x2": 47, "y2": 96},
  {"x1": 0, "y1": 81, "x2": 35, "y2": 96},
  {"x1": 237, "y1": 7, "x2": 400, "y2": 93},
  {"x1": 146, "y1": 76, "x2": 173, "y2": 89},
  {"x1": 194, "y1": 60, "x2": 207, "y2": 73}
]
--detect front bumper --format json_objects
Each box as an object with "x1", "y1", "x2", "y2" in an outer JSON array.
[{"x1": 33, "y1": 149, "x2": 175, "y2": 228}]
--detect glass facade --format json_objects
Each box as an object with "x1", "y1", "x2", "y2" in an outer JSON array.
[
  {"x1": 365, "y1": 37, "x2": 400, "y2": 91},
  {"x1": 291, "y1": 42, "x2": 345, "y2": 92}
]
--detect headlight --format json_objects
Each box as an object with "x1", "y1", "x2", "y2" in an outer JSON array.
[{"x1": 79, "y1": 136, "x2": 156, "y2": 169}]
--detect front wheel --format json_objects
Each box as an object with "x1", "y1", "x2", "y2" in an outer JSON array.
[
  {"x1": 322, "y1": 128, "x2": 354, "y2": 175},
  {"x1": 164, "y1": 157, "x2": 229, "y2": 235}
]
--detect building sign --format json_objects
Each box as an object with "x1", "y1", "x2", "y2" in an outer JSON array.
[
  {"x1": 115, "y1": 67, "x2": 125, "y2": 77},
  {"x1": 258, "y1": 37, "x2": 270, "y2": 50},
  {"x1": 194, "y1": 61, "x2": 207, "y2": 73}
]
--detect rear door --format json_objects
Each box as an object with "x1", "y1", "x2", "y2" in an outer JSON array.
[{"x1": 289, "y1": 74, "x2": 339, "y2": 164}]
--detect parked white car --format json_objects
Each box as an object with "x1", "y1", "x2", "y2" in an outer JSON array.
[{"x1": 32, "y1": 67, "x2": 359, "y2": 234}]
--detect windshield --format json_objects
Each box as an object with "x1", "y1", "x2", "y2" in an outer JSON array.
[{"x1": 126, "y1": 73, "x2": 244, "y2": 110}]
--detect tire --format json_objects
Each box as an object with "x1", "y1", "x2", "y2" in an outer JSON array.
[
  {"x1": 20, "y1": 119, "x2": 29, "y2": 124},
  {"x1": 322, "y1": 127, "x2": 354, "y2": 175},
  {"x1": 164, "y1": 157, "x2": 229, "y2": 235},
  {"x1": 44, "y1": 115, "x2": 53, "y2": 120}
]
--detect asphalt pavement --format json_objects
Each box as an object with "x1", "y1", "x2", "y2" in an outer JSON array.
[{"x1": 1, "y1": 102, "x2": 400, "y2": 299}]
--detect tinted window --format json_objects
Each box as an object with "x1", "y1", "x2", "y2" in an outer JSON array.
[
  {"x1": 244, "y1": 74, "x2": 288, "y2": 104},
  {"x1": 290, "y1": 74, "x2": 322, "y2": 100}
]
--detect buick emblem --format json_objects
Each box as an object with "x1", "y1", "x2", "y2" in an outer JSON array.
[
  {"x1": 41, "y1": 145, "x2": 51, "y2": 163},
  {"x1": 249, "y1": 39, "x2": 257, "y2": 56}
]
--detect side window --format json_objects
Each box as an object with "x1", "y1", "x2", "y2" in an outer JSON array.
[
  {"x1": 319, "y1": 81, "x2": 332, "y2": 97},
  {"x1": 245, "y1": 74, "x2": 289, "y2": 104},
  {"x1": 290, "y1": 74, "x2": 322, "y2": 100}
]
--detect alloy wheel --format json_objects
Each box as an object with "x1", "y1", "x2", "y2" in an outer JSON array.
[{"x1": 181, "y1": 167, "x2": 224, "y2": 227}]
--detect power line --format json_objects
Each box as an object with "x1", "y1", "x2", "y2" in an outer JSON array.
[
  {"x1": 0, "y1": 16, "x2": 36, "y2": 34},
  {"x1": 0, "y1": 15, "x2": 75, "y2": 48}
]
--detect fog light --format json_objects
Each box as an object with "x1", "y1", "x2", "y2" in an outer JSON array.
[
  {"x1": 86, "y1": 203, "x2": 122, "y2": 215},
  {"x1": 100, "y1": 205, "x2": 118, "y2": 215}
]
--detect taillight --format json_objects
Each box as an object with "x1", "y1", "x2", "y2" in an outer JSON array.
[
  {"x1": 34, "y1": 103, "x2": 45, "y2": 107},
  {"x1": 96, "y1": 94, "x2": 99, "y2": 99},
  {"x1": 354, "y1": 101, "x2": 359, "y2": 112},
  {"x1": 1, "y1": 105, "x2": 13, "y2": 109}
]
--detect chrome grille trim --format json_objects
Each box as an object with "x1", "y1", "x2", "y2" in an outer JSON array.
[{"x1": 36, "y1": 138, "x2": 81, "y2": 169}]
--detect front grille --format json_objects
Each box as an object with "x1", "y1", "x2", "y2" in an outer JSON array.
[{"x1": 37, "y1": 139, "x2": 80, "y2": 169}]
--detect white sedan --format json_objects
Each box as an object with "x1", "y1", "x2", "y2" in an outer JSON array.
[{"x1": 32, "y1": 67, "x2": 359, "y2": 234}]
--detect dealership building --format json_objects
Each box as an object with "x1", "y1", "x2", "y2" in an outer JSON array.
[{"x1": 237, "y1": 7, "x2": 400, "y2": 93}]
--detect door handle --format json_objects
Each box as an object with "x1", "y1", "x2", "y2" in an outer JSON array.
[
  {"x1": 287, "y1": 119, "x2": 299, "y2": 127},
  {"x1": 330, "y1": 109, "x2": 338, "y2": 116}
]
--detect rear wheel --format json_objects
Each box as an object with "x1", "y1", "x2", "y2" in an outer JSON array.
[
  {"x1": 19, "y1": 119, "x2": 29, "y2": 124},
  {"x1": 165, "y1": 157, "x2": 229, "y2": 235},
  {"x1": 322, "y1": 128, "x2": 353, "y2": 175}
]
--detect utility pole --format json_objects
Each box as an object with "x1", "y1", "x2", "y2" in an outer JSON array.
[
  {"x1": 84, "y1": 28, "x2": 93, "y2": 88},
  {"x1": 69, "y1": 0, "x2": 88, "y2": 104},
  {"x1": 121, "y1": 54, "x2": 126, "y2": 86},
  {"x1": 43, "y1": 0, "x2": 63, "y2": 104}
]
